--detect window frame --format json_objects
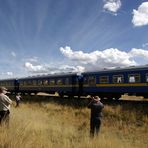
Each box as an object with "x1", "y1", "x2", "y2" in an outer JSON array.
[
  {"x1": 49, "y1": 79, "x2": 55, "y2": 85},
  {"x1": 57, "y1": 79, "x2": 63, "y2": 85},
  {"x1": 99, "y1": 76, "x2": 109, "y2": 84},
  {"x1": 88, "y1": 76, "x2": 96, "y2": 86},
  {"x1": 113, "y1": 75, "x2": 124, "y2": 83},
  {"x1": 65, "y1": 78, "x2": 69, "y2": 85},
  {"x1": 128, "y1": 74, "x2": 140, "y2": 83}
]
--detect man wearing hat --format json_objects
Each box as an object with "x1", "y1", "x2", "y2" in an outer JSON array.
[
  {"x1": 0, "y1": 87, "x2": 12, "y2": 125},
  {"x1": 88, "y1": 96, "x2": 104, "y2": 137}
]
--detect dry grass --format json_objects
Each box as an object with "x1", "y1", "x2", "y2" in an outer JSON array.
[{"x1": 0, "y1": 100, "x2": 147, "y2": 148}]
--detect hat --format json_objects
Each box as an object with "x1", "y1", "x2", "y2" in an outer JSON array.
[
  {"x1": 94, "y1": 96, "x2": 101, "y2": 101},
  {"x1": 0, "y1": 87, "x2": 7, "y2": 92}
]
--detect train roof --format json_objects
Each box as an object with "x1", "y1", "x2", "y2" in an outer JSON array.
[
  {"x1": 82, "y1": 65, "x2": 148, "y2": 75},
  {"x1": 0, "y1": 78, "x2": 17, "y2": 81},
  {"x1": 19, "y1": 72, "x2": 78, "y2": 80},
  {"x1": 0, "y1": 65, "x2": 148, "y2": 81}
]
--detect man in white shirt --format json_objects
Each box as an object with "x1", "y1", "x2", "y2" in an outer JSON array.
[
  {"x1": 15, "y1": 93, "x2": 21, "y2": 107},
  {"x1": 0, "y1": 87, "x2": 12, "y2": 125}
]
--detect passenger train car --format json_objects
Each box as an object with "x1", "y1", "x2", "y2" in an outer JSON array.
[
  {"x1": 0, "y1": 65, "x2": 148, "y2": 100},
  {"x1": 82, "y1": 65, "x2": 148, "y2": 100}
]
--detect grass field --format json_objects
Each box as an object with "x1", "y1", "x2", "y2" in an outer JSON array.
[{"x1": 0, "y1": 98, "x2": 147, "y2": 148}]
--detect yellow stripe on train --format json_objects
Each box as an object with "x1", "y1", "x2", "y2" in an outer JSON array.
[{"x1": 96, "y1": 83, "x2": 148, "y2": 87}]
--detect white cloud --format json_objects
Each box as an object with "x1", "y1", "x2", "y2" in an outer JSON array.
[
  {"x1": 11, "y1": 51, "x2": 16, "y2": 57},
  {"x1": 24, "y1": 47, "x2": 148, "y2": 75},
  {"x1": 103, "y1": 0, "x2": 121, "y2": 15},
  {"x1": 60, "y1": 46, "x2": 148, "y2": 71},
  {"x1": 60, "y1": 46, "x2": 135, "y2": 68},
  {"x1": 24, "y1": 62, "x2": 46, "y2": 73},
  {"x1": 132, "y1": 2, "x2": 148, "y2": 27},
  {"x1": 129, "y1": 48, "x2": 148, "y2": 59},
  {"x1": 0, "y1": 72, "x2": 13, "y2": 79},
  {"x1": 6, "y1": 72, "x2": 13, "y2": 76},
  {"x1": 28, "y1": 57, "x2": 38, "y2": 62},
  {"x1": 142, "y1": 43, "x2": 148, "y2": 48},
  {"x1": 60, "y1": 46, "x2": 98, "y2": 64},
  {"x1": 24, "y1": 62, "x2": 85, "y2": 74},
  {"x1": 59, "y1": 65, "x2": 85, "y2": 73}
]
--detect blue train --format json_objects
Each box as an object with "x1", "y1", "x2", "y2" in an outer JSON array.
[{"x1": 0, "y1": 65, "x2": 148, "y2": 100}]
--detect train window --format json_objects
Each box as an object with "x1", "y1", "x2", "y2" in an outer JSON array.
[
  {"x1": 65, "y1": 78, "x2": 69, "y2": 85},
  {"x1": 146, "y1": 74, "x2": 148, "y2": 82},
  {"x1": 3, "y1": 82, "x2": 5, "y2": 85},
  {"x1": 6, "y1": 82, "x2": 8, "y2": 86},
  {"x1": 84, "y1": 77, "x2": 88, "y2": 85},
  {"x1": 4, "y1": 82, "x2": 7, "y2": 86},
  {"x1": 88, "y1": 76, "x2": 96, "y2": 85},
  {"x1": 27, "y1": 80, "x2": 32, "y2": 85},
  {"x1": 100, "y1": 76, "x2": 109, "y2": 83},
  {"x1": 75, "y1": 77, "x2": 79, "y2": 85},
  {"x1": 49, "y1": 79, "x2": 55, "y2": 85},
  {"x1": 20, "y1": 81, "x2": 23, "y2": 86},
  {"x1": 128, "y1": 74, "x2": 140, "y2": 83},
  {"x1": 57, "y1": 79, "x2": 63, "y2": 85},
  {"x1": 113, "y1": 75, "x2": 124, "y2": 83},
  {"x1": 23, "y1": 81, "x2": 27, "y2": 85},
  {"x1": 32, "y1": 80, "x2": 37, "y2": 85},
  {"x1": 43, "y1": 80, "x2": 48, "y2": 85},
  {"x1": 38, "y1": 80, "x2": 43, "y2": 85}
]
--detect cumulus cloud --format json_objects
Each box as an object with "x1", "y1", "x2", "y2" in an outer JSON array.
[
  {"x1": 60, "y1": 46, "x2": 148, "y2": 71},
  {"x1": 60, "y1": 46, "x2": 135, "y2": 68},
  {"x1": 24, "y1": 47, "x2": 148, "y2": 75},
  {"x1": 129, "y1": 48, "x2": 148, "y2": 58},
  {"x1": 103, "y1": 0, "x2": 121, "y2": 15},
  {"x1": 24, "y1": 62, "x2": 85, "y2": 74},
  {"x1": 24, "y1": 62, "x2": 47, "y2": 73},
  {"x1": 60, "y1": 46, "x2": 98, "y2": 64},
  {"x1": 132, "y1": 2, "x2": 148, "y2": 27}
]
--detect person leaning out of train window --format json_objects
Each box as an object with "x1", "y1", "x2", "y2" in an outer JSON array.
[
  {"x1": 0, "y1": 87, "x2": 12, "y2": 125},
  {"x1": 88, "y1": 96, "x2": 104, "y2": 137}
]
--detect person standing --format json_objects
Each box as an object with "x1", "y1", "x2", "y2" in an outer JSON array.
[
  {"x1": 88, "y1": 96, "x2": 104, "y2": 137},
  {"x1": 0, "y1": 87, "x2": 12, "y2": 125},
  {"x1": 15, "y1": 93, "x2": 21, "y2": 107}
]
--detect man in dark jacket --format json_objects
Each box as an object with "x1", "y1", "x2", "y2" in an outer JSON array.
[{"x1": 88, "y1": 96, "x2": 104, "y2": 137}]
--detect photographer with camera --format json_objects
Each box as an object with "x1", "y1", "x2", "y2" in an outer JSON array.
[{"x1": 88, "y1": 96, "x2": 104, "y2": 137}]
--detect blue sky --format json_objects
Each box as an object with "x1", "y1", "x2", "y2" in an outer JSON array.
[{"x1": 0, "y1": 0, "x2": 148, "y2": 79}]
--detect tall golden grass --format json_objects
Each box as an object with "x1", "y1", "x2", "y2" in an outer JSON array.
[{"x1": 0, "y1": 100, "x2": 147, "y2": 148}]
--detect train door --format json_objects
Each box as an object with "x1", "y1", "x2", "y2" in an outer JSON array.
[
  {"x1": 71, "y1": 75, "x2": 77, "y2": 95},
  {"x1": 76, "y1": 74, "x2": 84, "y2": 97},
  {"x1": 14, "y1": 79, "x2": 19, "y2": 93}
]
